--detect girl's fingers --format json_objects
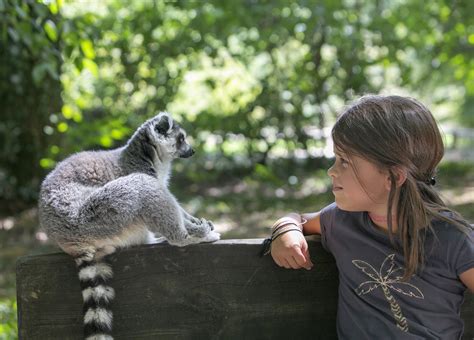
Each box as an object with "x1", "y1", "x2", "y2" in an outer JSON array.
[
  {"x1": 288, "y1": 255, "x2": 301, "y2": 269},
  {"x1": 292, "y1": 247, "x2": 308, "y2": 268},
  {"x1": 275, "y1": 255, "x2": 299, "y2": 270},
  {"x1": 300, "y1": 242, "x2": 314, "y2": 269}
]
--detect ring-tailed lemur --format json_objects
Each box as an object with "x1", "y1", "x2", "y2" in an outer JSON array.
[{"x1": 38, "y1": 112, "x2": 220, "y2": 340}]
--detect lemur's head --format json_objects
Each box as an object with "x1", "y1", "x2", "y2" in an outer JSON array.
[{"x1": 144, "y1": 112, "x2": 194, "y2": 159}]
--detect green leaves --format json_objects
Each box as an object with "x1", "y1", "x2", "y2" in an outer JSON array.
[
  {"x1": 2, "y1": 0, "x2": 473, "y2": 208},
  {"x1": 82, "y1": 58, "x2": 98, "y2": 77},
  {"x1": 1, "y1": 0, "x2": 63, "y2": 204},
  {"x1": 47, "y1": 0, "x2": 474, "y2": 173},
  {"x1": 169, "y1": 50, "x2": 262, "y2": 121},
  {"x1": 80, "y1": 39, "x2": 95, "y2": 59},
  {"x1": 0, "y1": 298, "x2": 17, "y2": 339},
  {"x1": 43, "y1": 19, "x2": 57, "y2": 41}
]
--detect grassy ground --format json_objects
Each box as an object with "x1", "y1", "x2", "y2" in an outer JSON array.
[{"x1": 0, "y1": 160, "x2": 472, "y2": 338}]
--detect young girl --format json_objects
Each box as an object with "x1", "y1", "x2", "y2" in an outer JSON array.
[{"x1": 269, "y1": 95, "x2": 474, "y2": 339}]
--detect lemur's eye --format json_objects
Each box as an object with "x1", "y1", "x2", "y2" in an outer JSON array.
[{"x1": 178, "y1": 135, "x2": 184, "y2": 143}]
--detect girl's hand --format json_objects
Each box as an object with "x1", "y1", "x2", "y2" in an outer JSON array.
[{"x1": 270, "y1": 230, "x2": 314, "y2": 270}]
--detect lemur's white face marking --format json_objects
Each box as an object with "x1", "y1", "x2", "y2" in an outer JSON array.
[{"x1": 147, "y1": 112, "x2": 194, "y2": 159}]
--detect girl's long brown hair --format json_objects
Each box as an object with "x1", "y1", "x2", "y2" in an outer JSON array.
[{"x1": 332, "y1": 94, "x2": 471, "y2": 281}]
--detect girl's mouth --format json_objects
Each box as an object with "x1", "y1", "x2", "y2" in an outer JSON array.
[{"x1": 332, "y1": 185, "x2": 343, "y2": 192}]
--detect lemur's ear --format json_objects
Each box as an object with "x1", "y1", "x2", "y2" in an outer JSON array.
[{"x1": 155, "y1": 115, "x2": 171, "y2": 135}]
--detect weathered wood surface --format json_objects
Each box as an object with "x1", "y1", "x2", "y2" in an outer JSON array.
[{"x1": 17, "y1": 238, "x2": 473, "y2": 339}]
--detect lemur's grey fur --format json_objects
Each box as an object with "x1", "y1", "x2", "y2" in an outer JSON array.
[{"x1": 38, "y1": 112, "x2": 219, "y2": 340}]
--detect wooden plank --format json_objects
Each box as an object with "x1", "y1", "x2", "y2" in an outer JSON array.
[
  {"x1": 17, "y1": 239, "x2": 338, "y2": 339},
  {"x1": 16, "y1": 238, "x2": 473, "y2": 339}
]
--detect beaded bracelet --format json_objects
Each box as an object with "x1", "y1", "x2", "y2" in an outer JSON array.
[{"x1": 259, "y1": 216, "x2": 307, "y2": 257}]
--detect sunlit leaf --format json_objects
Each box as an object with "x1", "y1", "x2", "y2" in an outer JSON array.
[
  {"x1": 44, "y1": 20, "x2": 58, "y2": 42},
  {"x1": 50, "y1": 145, "x2": 60, "y2": 154},
  {"x1": 111, "y1": 129, "x2": 124, "y2": 139},
  {"x1": 49, "y1": 0, "x2": 63, "y2": 14},
  {"x1": 49, "y1": 1, "x2": 58, "y2": 14},
  {"x1": 40, "y1": 158, "x2": 56, "y2": 168},
  {"x1": 57, "y1": 122, "x2": 68, "y2": 132},
  {"x1": 82, "y1": 59, "x2": 99, "y2": 77},
  {"x1": 468, "y1": 34, "x2": 474, "y2": 45},
  {"x1": 80, "y1": 39, "x2": 96, "y2": 59},
  {"x1": 62, "y1": 104, "x2": 74, "y2": 119},
  {"x1": 100, "y1": 135, "x2": 113, "y2": 147}
]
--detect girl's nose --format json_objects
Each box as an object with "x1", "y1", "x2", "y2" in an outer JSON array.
[{"x1": 327, "y1": 164, "x2": 336, "y2": 178}]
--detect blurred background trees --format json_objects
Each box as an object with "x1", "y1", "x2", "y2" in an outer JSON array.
[
  {"x1": 2, "y1": 0, "x2": 473, "y2": 213},
  {"x1": 1, "y1": 0, "x2": 62, "y2": 211},
  {"x1": 1, "y1": 0, "x2": 473, "y2": 335}
]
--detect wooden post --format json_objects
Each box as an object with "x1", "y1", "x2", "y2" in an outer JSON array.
[{"x1": 16, "y1": 238, "x2": 473, "y2": 339}]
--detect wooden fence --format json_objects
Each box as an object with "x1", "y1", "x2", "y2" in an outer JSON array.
[{"x1": 16, "y1": 238, "x2": 473, "y2": 339}]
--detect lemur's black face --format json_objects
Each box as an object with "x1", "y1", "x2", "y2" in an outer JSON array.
[{"x1": 147, "y1": 113, "x2": 194, "y2": 159}]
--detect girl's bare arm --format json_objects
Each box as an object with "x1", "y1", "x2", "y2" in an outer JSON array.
[{"x1": 270, "y1": 211, "x2": 323, "y2": 270}]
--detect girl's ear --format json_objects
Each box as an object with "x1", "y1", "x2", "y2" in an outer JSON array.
[{"x1": 386, "y1": 166, "x2": 407, "y2": 190}]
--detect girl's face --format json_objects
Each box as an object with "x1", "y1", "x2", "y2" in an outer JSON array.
[{"x1": 327, "y1": 149, "x2": 391, "y2": 214}]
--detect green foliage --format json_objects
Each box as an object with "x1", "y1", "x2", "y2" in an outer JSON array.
[
  {"x1": 438, "y1": 161, "x2": 474, "y2": 185},
  {"x1": 0, "y1": 298, "x2": 17, "y2": 340},
  {"x1": 53, "y1": 0, "x2": 474, "y2": 165},
  {"x1": 0, "y1": 0, "x2": 62, "y2": 210},
  {"x1": 1, "y1": 0, "x2": 473, "y2": 210}
]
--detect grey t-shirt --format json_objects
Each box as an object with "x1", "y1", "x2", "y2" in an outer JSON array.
[{"x1": 319, "y1": 203, "x2": 474, "y2": 340}]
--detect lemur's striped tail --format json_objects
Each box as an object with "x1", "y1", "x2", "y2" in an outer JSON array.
[{"x1": 76, "y1": 255, "x2": 115, "y2": 340}]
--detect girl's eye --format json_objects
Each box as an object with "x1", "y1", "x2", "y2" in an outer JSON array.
[{"x1": 339, "y1": 157, "x2": 349, "y2": 168}]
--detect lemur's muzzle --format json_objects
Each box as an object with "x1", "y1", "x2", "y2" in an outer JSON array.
[{"x1": 180, "y1": 148, "x2": 195, "y2": 158}]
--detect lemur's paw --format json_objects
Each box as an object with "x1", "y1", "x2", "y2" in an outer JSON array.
[
  {"x1": 191, "y1": 216, "x2": 202, "y2": 225},
  {"x1": 207, "y1": 219, "x2": 215, "y2": 231},
  {"x1": 201, "y1": 230, "x2": 220, "y2": 243},
  {"x1": 171, "y1": 230, "x2": 220, "y2": 247},
  {"x1": 199, "y1": 218, "x2": 215, "y2": 231}
]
